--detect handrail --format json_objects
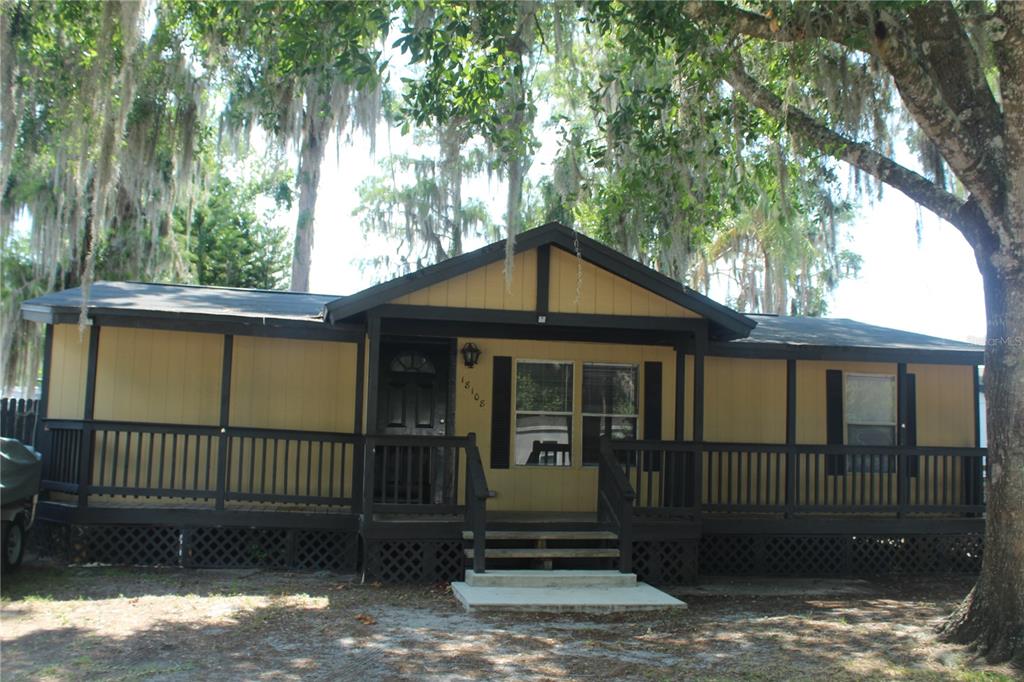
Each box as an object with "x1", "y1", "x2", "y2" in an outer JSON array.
[
  {"x1": 464, "y1": 433, "x2": 489, "y2": 573},
  {"x1": 598, "y1": 436, "x2": 635, "y2": 573},
  {"x1": 616, "y1": 438, "x2": 986, "y2": 458}
]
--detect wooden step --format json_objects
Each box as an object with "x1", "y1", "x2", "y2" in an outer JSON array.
[
  {"x1": 462, "y1": 530, "x2": 617, "y2": 541},
  {"x1": 463, "y1": 548, "x2": 620, "y2": 559}
]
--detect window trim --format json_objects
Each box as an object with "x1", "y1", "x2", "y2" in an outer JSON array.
[
  {"x1": 581, "y1": 362, "x2": 640, "y2": 467},
  {"x1": 513, "y1": 359, "x2": 575, "y2": 468},
  {"x1": 844, "y1": 372, "x2": 897, "y2": 442},
  {"x1": 843, "y1": 372, "x2": 897, "y2": 473}
]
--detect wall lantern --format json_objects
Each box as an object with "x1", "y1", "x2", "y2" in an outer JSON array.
[{"x1": 461, "y1": 342, "x2": 482, "y2": 368}]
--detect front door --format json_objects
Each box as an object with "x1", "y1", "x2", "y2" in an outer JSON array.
[{"x1": 375, "y1": 342, "x2": 452, "y2": 504}]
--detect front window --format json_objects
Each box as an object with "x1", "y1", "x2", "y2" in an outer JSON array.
[
  {"x1": 846, "y1": 374, "x2": 896, "y2": 446},
  {"x1": 515, "y1": 361, "x2": 573, "y2": 466},
  {"x1": 845, "y1": 373, "x2": 896, "y2": 473},
  {"x1": 582, "y1": 363, "x2": 638, "y2": 465}
]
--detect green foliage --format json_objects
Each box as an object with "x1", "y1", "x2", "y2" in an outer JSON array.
[{"x1": 183, "y1": 163, "x2": 294, "y2": 290}]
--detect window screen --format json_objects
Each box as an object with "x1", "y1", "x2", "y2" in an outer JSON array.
[
  {"x1": 515, "y1": 361, "x2": 573, "y2": 466},
  {"x1": 582, "y1": 363, "x2": 638, "y2": 465}
]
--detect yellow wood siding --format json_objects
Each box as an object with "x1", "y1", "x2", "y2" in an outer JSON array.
[
  {"x1": 229, "y1": 336, "x2": 358, "y2": 432},
  {"x1": 47, "y1": 324, "x2": 89, "y2": 418},
  {"x1": 547, "y1": 246, "x2": 700, "y2": 318},
  {"x1": 93, "y1": 327, "x2": 222, "y2": 424},
  {"x1": 909, "y1": 363, "x2": 975, "y2": 447},
  {"x1": 389, "y1": 250, "x2": 537, "y2": 310},
  {"x1": 704, "y1": 357, "x2": 787, "y2": 443},
  {"x1": 454, "y1": 338, "x2": 677, "y2": 512}
]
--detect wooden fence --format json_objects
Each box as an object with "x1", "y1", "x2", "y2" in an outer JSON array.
[{"x1": 1, "y1": 398, "x2": 41, "y2": 447}]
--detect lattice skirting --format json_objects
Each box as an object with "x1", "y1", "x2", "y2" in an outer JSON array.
[
  {"x1": 699, "y1": 533, "x2": 983, "y2": 577},
  {"x1": 632, "y1": 540, "x2": 698, "y2": 585},
  {"x1": 32, "y1": 522, "x2": 358, "y2": 572},
  {"x1": 362, "y1": 539, "x2": 464, "y2": 584}
]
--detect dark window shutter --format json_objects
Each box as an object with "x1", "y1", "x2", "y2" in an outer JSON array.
[
  {"x1": 826, "y1": 369, "x2": 845, "y2": 475},
  {"x1": 642, "y1": 362, "x2": 663, "y2": 473},
  {"x1": 905, "y1": 373, "x2": 919, "y2": 476},
  {"x1": 490, "y1": 356, "x2": 512, "y2": 469}
]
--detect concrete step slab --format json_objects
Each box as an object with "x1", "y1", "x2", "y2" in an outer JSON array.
[
  {"x1": 465, "y1": 569, "x2": 636, "y2": 588},
  {"x1": 451, "y1": 582, "x2": 687, "y2": 613}
]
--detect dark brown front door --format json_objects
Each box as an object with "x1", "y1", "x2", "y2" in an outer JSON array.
[{"x1": 374, "y1": 343, "x2": 453, "y2": 505}]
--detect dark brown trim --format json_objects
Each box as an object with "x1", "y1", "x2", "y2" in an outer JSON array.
[
  {"x1": 709, "y1": 340, "x2": 982, "y2": 366},
  {"x1": 897, "y1": 363, "x2": 908, "y2": 446},
  {"x1": 674, "y1": 341, "x2": 686, "y2": 440},
  {"x1": 380, "y1": 318, "x2": 681, "y2": 346},
  {"x1": 701, "y1": 516, "x2": 984, "y2": 536},
  {"x1": 36, "y1": 501, "x2": 360, "y2": 531},
  {"x1": 215, "y1": 335, "x2": 233, "y2": 510},
  {"x1": 536, "y1": 243, "x2": 550, "y2": 314},
  {"x1": 692, "y1": 332, "x2": 706, "y2": 442},
  {"x1": 375, "y1": 303, "x2": 709, "y2": 333},
  {"x1": 354, "y1": 335, "x2": 366, "y2": 435},
  {"x1": 973, "y1": 366, "x2": 982, "y2": 448},
  {"x1": 24, "y1": 306, "x2": 364, "y2": 342},
  {"x1": 825, "y1": 369, "x2": 845, "y2": 476},
  {"x1": 786, "y1": 359, "x2": 796, "y2": 445},
  {"x1": 365, "y1": 316, "x2": 382, "y2": 440},
  {"x1": 82, "y1": 325, "x2": 100, "y2": 421},
  {"x1": 35, "y1": 324, "x2": 54, "y2": 449},
  {"x1": 78, "y1": 325, "x2": 101, "y2": 507}
]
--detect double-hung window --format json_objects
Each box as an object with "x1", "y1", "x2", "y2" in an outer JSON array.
[
  {"x1": 515, "y1": 361, "x2": 573, "y2": 466},
  {"x1": 582, "y1": 363, "x2": 638, "y2": 466},
  {"x1": 845, "y1": 373, "x2": 897, "y2": 472}
]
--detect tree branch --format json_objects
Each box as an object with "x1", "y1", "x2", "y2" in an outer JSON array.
[
  {"x1": 872, "y1": 8, "x2": 1005, "y2": 222},
  {"x1": 679, "y1": 3, "x2": 1006, "y2": 240},
  {"x1": 723, "y1": 57, "x2": 986, "y2": 246},
  {"x1": 994, "y1": 1, "x2": 1024, "y2": 242},
  {"x1": 679, "y1": 1, "x2": 871, "y2": 50}
]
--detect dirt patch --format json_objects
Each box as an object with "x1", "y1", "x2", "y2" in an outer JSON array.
[{"x1": 1, "y1": 564, "x2": 1017, "y2": 681}]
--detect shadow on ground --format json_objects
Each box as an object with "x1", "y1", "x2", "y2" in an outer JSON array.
[{"x1": 1, "y1": 563, "x2": 1016, "y2": 681}]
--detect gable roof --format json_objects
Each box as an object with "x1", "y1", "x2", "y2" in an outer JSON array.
[{"x1": 324, "y1": 222, "x2": 757, "y2": 341}]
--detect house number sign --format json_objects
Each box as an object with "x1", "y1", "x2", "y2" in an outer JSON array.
[{"x1": 461, "y1": 375, "x2": 486, "y2": 408}]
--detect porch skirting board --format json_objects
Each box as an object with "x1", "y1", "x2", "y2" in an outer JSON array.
[
  {"x1": 698, "y1": 533, "x2": 984, "y2": 577},
  {"x1": 632, "y1": 540, "x2": 699, "y2": 586},
  {"x1": 27, "y1": 519, "x2": 359, "y2": 572}
]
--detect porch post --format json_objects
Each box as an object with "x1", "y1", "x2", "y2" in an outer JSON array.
[
  {"x1": 785, "y1": 359, "x2": 797, "y2": 517},
  {"x1": 214, "y1": 335, "x2": 233, "y2": 510},
  {"x1": 692, "y1": 330, "x2": 705, "y2": 443},
  {"x1": 358, "y1": 314, "x2": 381, "y2": 517},
  {"x1": 35, "y1": 324, "x2": 54, "y2": 456},
  {"x1": 78, "y1": 325, "x2": 100, "y2": 508},
  {"x1": 692, "y1": 329, "x2": 706, "y2": 514},
  {"x1": 896, "y1": 362, "x2": 908, "y2": 517}
]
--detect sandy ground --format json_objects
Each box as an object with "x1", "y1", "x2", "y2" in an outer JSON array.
[{"x1": 0, "y1": 563, "x2": 1018, "y2": 681}]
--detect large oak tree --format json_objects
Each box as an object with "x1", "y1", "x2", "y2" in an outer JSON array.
[
  {"x1": 600, "y1": 1, "x2": 1024, "y2": 663},
  {"x1": 401, "y1": 0, "x2": 1023, "y2": 664}
]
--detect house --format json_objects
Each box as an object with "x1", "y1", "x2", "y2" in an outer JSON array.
[{"x1": 21, "y1": 222, "x2": 986, "y2": 583}]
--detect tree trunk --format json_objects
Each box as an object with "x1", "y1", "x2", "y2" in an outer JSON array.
[
  {"x1": 939, "y1": 254, "x2": 1024, "y2": 666},
  {"x1": 290, "y1": 93, "x2": 332, "y2": 292}
]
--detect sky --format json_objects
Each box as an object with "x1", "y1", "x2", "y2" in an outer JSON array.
[{"x1": 301, "y1": 125, "x2": 987, "y2": 345}]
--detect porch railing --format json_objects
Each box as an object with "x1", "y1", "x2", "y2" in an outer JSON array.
[
  {"x1": 604, "y1": 439, "x2": 987, "y2": 518},
  {"x1": 597, "y1": 438, "x2": 636, "y2": 573},
  {"x1": 42, "y1": 419, "x2": 360, "y2": 510},
  {"x1": 361, "y1": 433, "x2": 490, "y2": 571}
]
